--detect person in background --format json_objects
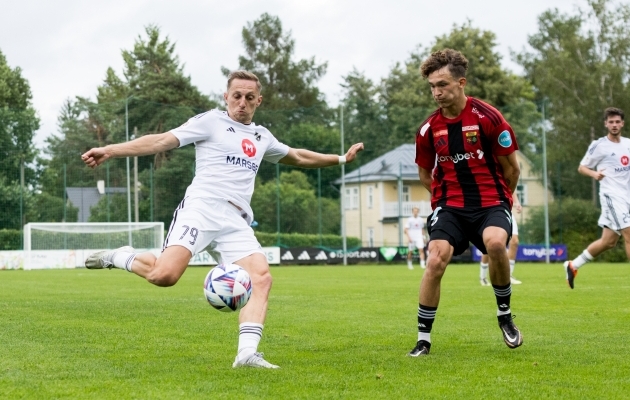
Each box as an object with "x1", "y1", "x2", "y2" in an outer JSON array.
[
  {"x1": 405, "y1": 206, "x2": 427, "y2": 270},
  {"x1": 564, "y1": 107, "x2": 630, "y2": 289}
]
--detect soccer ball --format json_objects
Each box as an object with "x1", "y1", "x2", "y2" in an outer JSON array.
[{"x1": 203, "y1": 264, "x2": 252, "y2": 312}]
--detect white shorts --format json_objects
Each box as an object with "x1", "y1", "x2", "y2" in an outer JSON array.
[
  {"x1": 408, "y1": 235, "x2": 425, "y2": 250},
  {"x1": 163, "y1": 197, "x2": 264, "y2": 264},
  {"x1": 511, "y1": 214, "x2": 519, "y2": 236},
  {"x1": 598, "y1": 194, "x2": 630, "y2": 234}
]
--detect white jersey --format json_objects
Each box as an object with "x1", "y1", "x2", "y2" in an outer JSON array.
[
  {"x1": 406, "y1": 216, "x2": 425, "y2": 239},
  {"x1": 171, "y1": 109, "x2": 290, "y2": 222},
  {"x1": 580, "y1": 136, "x2": 630, "y2": 198}
]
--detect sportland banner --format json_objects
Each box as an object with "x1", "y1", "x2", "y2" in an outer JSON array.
[
  {"x1": 279, "y1": 247, "x2": 379, "y2": 265},
  {"x1": 471, "y1": 244, "x2": 568, "y2": 262}
]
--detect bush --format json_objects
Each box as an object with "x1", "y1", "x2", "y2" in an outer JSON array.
[
  {"x1": 521, "y1": 198, "x2": 627, "y2": 262},
  {"x1": 0, "y1": 229, "x2": 22, "y2": 250}
]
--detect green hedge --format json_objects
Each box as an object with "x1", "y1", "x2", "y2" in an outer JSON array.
[
  {"x1": 254, "y1": 232, "x2": 361, "y2": 248},
  {"x1": 0, "y1": 229, "x2": 22, "y2": 250},
  {"x1": 0, "y1": 229, "x2": 360, "y2": 251}
]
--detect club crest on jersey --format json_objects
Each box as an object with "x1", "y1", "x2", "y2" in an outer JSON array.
[
  {"x1": 498, "y1": 130, "x2": 512, "y2": 148},
  {"x1": 242, "y1": 139, "x2": 256, "y2": 157},
  {"x1": 466, "y1": 131, "x2": 478, "y2": 144},
  {"x1": 622, "y1": 155, "x2": 629, "y2": 166}
]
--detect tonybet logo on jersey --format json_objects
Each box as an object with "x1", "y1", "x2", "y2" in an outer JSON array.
[
  {"x1": 242, "y1": 139, "x2": 256, "y2": 157},
  {"x1": 437, "y1": 151, "x2": 484, "y2": 164}
]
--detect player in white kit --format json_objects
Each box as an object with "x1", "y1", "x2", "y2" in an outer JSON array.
[
  {"x1": 81, "y1": 71, "x2": 364, "y2": 368},
  {"x1": 565, "y1": 107, "x2": 630, "y2": 289},
  {"x1": 405, "y1": 207, "x2": 426, "y2": 269}
]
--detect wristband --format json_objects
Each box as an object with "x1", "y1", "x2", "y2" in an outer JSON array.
[{"x1": 338, "y1": 155, "x2": 347, "y2": 165}]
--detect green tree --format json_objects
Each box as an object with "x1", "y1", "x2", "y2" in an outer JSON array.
[
  {"x1": 251, "y1": 170, "x2": 339, "y2": 234},
  {"x1": 340, "y1": 69, "x2": 390, "y2": 168},
  {"x1": 40, "y1": 26, "x2": 216, "y2": 226},
  {"x1": 381, "y1": 22, "x2": 541, "y2": 162},
  {"x1": 517, "y1": 0, "x2": 630, "y2": 200},
  {"x1": 223, "y1": 13, "x2": 340, "y2": 193},
  {"x1": 222, "y1": 13, "x2": 330, "y2": 132},
  {"x1": 0, "y1": 49, "x2": 39, "y2": 185}
]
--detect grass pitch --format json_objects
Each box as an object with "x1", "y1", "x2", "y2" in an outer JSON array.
[{"x1": 1, "y1": 263, "x2": 629, "y2": 399}]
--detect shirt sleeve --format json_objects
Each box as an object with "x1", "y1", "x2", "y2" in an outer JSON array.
[
  {"x1": 579, "y1": 140, "x2": 602, "y2": 169},
  {"x1": 415, "y1": 123, "x2": 436, "y2": 171},
  {"x1": 170, "y1": 111, "x2": 215, "y2": 148},
  {"x1": 488, "y1": 118, "x2": 519, "y2": 156},
  {"x1": 262, "y1": 130, "x2": 290, "y2": 164}
]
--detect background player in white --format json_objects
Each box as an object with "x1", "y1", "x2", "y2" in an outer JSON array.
[
  {"x1": 81, "y1": 70, "x2": 364, "y2": 368},
  {"x1": 405, "y1": 207, "x2": 426, "y2": 269},
  {"x1": 480, "y1": 193, "x2": 522, "y2": 285},
  {"x1": 564, "y1": 107, "x2": 630, "y2": 289}
]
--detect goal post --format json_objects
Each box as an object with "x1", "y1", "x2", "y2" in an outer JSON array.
[{"x1": 23, "y1": 222, "x2": 164, "y2": 270}]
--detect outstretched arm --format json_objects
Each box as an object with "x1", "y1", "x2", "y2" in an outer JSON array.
[
  {"x1": 81, "y1": 132, "x2": 180, "y2": 169},
  {"x1": 279, "y1": 142, "x2": 364, "y2": 168}
]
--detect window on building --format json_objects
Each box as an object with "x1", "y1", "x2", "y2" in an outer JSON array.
[
  {"x1": 516, "y1": 183, "x2": 527, "y2": 206},
  {"x1": 367, "y1": 186, "x2": 374, "y2": 209},
  {"x1": 344, "y1": 187, "x2": 359, "y2": 210},
  {"x1": 402, "y1": 185, "x2": 410, "y2": 202}
]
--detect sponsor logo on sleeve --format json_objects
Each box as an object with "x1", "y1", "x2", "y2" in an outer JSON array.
[{"x1": 498, "y1": 130, "x2": 512, "y2": 148}]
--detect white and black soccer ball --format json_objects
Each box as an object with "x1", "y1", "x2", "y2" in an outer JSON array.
[{"x1": 203, "y1": 264, "x2": 252, "y2": 312}]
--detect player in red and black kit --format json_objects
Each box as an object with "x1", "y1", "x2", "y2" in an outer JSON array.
[{"x1": 408, "y1": 49, "x2": 523, "y2": 357}]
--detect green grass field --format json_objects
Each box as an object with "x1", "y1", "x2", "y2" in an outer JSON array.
[{"x1": 1, "y1": 263, "x2": 629, "y2": 399}]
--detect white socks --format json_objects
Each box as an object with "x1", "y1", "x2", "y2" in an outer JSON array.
[
  {"x1": 572, "y1": 250, "x2": 594, "y2": 269},
  {"x1": 418, "y1": 332, "x2": 431, "y2": 343},
  {"x1": 113, "y1": 251, "x2": 137, "y2": 272},
  {"x1": 237, "y1": 323, "x2": 263, "y2": 361},
  {"x1": 509, "y1": 260, "x2": 515, "y2": 275},
  {"x1": 480, "y1": 262, "x2": 489, "y2": 279}
]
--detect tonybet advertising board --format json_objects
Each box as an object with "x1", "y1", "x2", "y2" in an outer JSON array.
[{"x1": 471, "y1": 244, "x2": 567, "y2": 262}]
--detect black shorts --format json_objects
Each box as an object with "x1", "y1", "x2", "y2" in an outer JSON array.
[{"x1": 426, "y1": 205, "x2": 513, "y2": 256}]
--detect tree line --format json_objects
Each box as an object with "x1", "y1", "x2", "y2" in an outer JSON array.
[{"x1": 1, "y1": 0, "x2": 629, "y2": 235}]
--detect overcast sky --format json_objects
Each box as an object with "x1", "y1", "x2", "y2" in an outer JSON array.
[{"x1": 1, "y1": 0, "x2": 581, "y2": 147}]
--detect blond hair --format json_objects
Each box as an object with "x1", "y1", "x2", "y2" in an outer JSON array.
[{"x1": 227, "y1": 70, "x2": 262, "y2": 92}]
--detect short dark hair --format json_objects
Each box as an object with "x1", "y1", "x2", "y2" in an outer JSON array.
[
  {"x1": 604, "y1": 107, "x2": 624, "y2": 121},
  {"x1": 420, "y1": 49, "x2": 469, "y2": 79},
  {"x1": 227, "y1": 70, "x2": 262, "y2": 92}
]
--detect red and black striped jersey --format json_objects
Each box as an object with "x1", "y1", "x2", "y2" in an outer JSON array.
[{"x1": 415, "y1": 97, "x2": 518, "y2": 210}]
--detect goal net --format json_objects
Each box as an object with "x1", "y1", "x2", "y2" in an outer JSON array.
[{"x1": 23, "y1": 222, "x2": 164, "y2": 270}]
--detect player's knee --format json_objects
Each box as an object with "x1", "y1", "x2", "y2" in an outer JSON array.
[
  {"x1": 602, "y1": 239, "x2": 617, "y2": 250},
  {"x1": 146, "y1": 268, "x2": 181, "y2": 287},
  {"x1": 250, "y1": 269, "x2": 272, "y2": 295},
  {"x1": 510, "y1": 236, "x2": 519, "y2": 247},
  {"x1": 485, "y1": 239, "x2": 507, "y2": 256}
]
